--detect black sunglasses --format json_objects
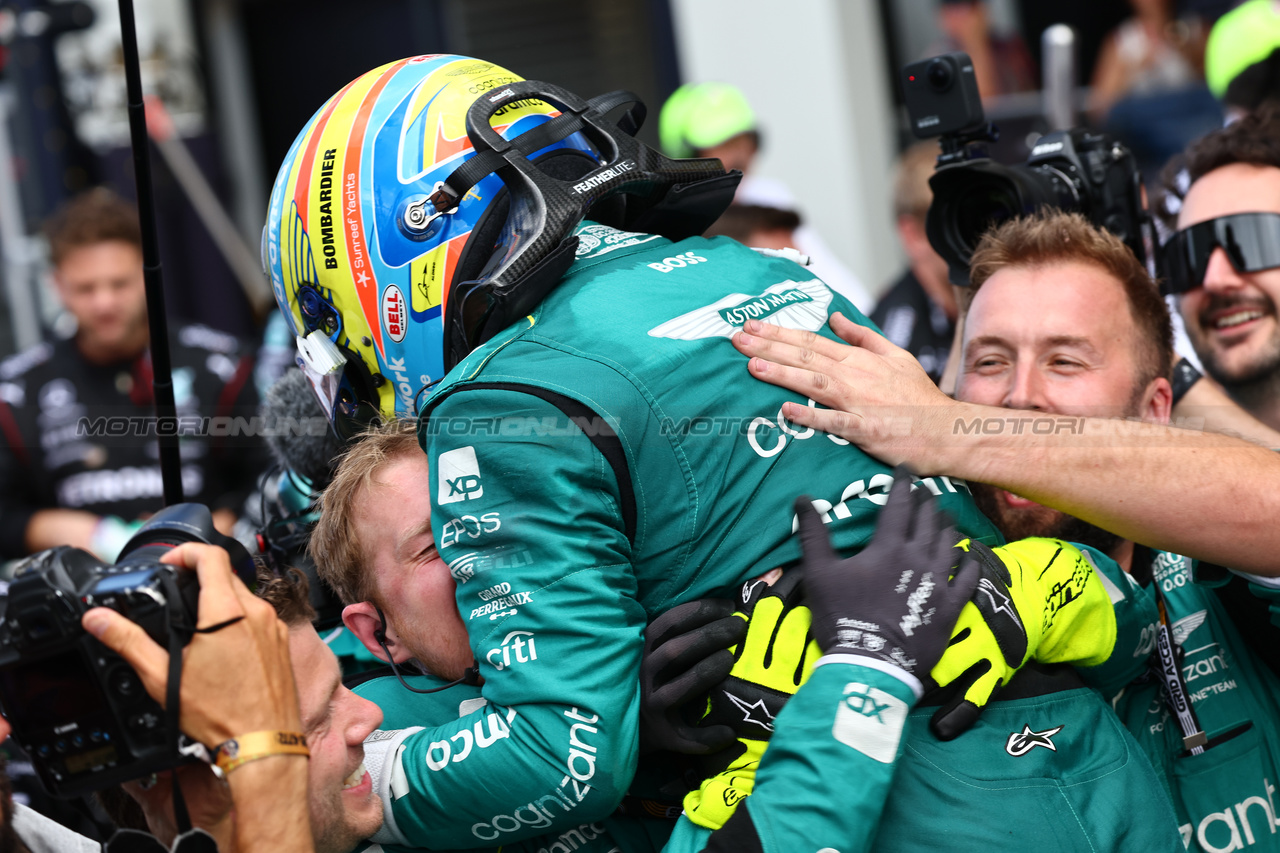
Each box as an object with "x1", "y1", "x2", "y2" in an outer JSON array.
[{"x1": 1161, "y1": 212, "x2": 1280, "y2": 295}]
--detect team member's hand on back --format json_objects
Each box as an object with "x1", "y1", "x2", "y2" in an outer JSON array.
[{"x1": 796, "y1": 468, "x2": 979, "y2": 680}]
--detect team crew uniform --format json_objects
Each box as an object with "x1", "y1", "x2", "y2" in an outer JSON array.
[
  {"x1": 376, "y1": 225, "x2": 1000, "y2": 848},
  {"x1": 264, "y1": 56, "x2": 1178, "y2": 853},
  {"x1": 353, "y1": 660, "x2": 932, "y2": 853},
  {"x1": 0, "y1": 325, "x2": 267, "y2": 558},
  {"x1": 1085, "y1": 547, "x2": 1280, "y2": 853}
]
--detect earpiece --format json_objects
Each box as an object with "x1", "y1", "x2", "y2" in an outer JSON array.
[{"x1": 371, "y1": 606, "x2": 480, "y2": 694}]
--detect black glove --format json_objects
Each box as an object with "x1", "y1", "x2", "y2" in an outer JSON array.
[
  {"x1": 640, "y1": 598, "x2": 748, "y2": 755},
  {"x1": 795, "y1": 466, "x2": 980, "y2": 680}
]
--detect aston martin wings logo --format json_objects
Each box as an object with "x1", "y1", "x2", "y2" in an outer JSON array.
[
  {"x1": 1171, "y1": 610, "x2": 1208, "y2": 646},
  {"x1": 1005, "y1": 724, "x2": 1064, "y2": 756},
  {"x1": 648, "y1": 279, "x2": 833, "y2": 341}
]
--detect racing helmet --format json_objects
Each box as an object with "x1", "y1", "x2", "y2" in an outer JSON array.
[{"x1": 264, "y1": 55, "x2": 739, "y2": 438}]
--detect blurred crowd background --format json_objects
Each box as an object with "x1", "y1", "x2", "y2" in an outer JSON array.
[{"x1": 0, "y1": 0, "x2": 1266, "y2": 361}]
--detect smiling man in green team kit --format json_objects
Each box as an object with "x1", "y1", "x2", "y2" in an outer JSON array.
[
  {"x1": 254, "y1": 52, "x2": 1188, "y2": 853},
  {"x1": 734, "y1": 209, "x2": 1280, "y2": 852}
]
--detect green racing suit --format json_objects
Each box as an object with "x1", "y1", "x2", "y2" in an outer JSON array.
[
  {"x1": 1083, "y1": 547, "x2": 1280, "y2": 853},
  {"x1": 352, "y1": 659, "x2": 931, "y2": 853},
  {"x1": 357, "y1": 222, "x2": 1000, "y2": 849}
]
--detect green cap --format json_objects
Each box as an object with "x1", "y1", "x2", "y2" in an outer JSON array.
[
  {"x1": 1206, "y1": 0, "x2": 1280, "y2": 98},
  {"x1": 659, "y1": 82, "x2": 757, "y2": 159}
]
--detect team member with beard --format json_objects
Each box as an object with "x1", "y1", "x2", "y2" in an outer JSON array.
[
  {"x1": 735, "y1": 211, "x2": 1280, "y2": 853},
  {"x1": 265, "y1": 55, "x2": 1143, "y2": 852},
  {"x1": 949, "y1": 212, "x2": 1280, "y2": 853},
  {"x1": 1159, "y1": 105, "x2": 1280, "y2": 432}
]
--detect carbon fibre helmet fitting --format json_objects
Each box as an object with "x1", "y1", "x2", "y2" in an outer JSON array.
[{"x1": 262, "y1": 55, "x2": 739, "y2": 440}]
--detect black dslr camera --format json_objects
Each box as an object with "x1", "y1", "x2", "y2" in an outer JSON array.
[
  {"x1": 902, "y1": 51, "x2": 1149, "y2": 284},
  {"x1": 0, "y1": 503, "x2": 253, "y2": 798}
]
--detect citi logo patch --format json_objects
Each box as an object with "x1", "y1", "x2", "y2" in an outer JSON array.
[
  {"x1": 383, "y1": 284, "x2": 407, "y2": 342},
  {"x1": 438, "y1": 446, "x2": 483, "y2": 504},
  {"x1": 1005, "y1": 724, "x2": 1063, "y2": 756}
]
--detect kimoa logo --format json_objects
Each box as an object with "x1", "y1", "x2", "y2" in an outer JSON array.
[{"x1": 648, "y1": 279, "x2": 833, "y2": 341}]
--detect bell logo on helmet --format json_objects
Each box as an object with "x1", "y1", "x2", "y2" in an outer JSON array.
[{"x1": 383, "y1": 285, "x2": 408, "y2": 342}]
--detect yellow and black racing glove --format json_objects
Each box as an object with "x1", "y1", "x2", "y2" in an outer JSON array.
[
  {"x1": 928, "y1": 537, "x2": 1117, "y2": 739},
  {"x1": 681, "y1": 568, "x2": 819, "y2": 830}
]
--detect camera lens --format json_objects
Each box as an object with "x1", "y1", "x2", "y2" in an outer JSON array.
[
  {"x1": 926, "y1": 58, "x2": 954, "y2": 92},
  {"x1": 951, "y1": 183, "x2": 1022, "y2": 256}
]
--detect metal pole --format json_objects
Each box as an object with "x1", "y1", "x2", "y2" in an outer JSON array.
[
  {"x1": 1042, "y1": 24, "x2": 1076, "y2": 131},
  {"x1": 0, "y1": 87, "x2": 43, "y2": 352},
  {"x1": 117, "y1": 0, "x2": 183, "y2": 505}
]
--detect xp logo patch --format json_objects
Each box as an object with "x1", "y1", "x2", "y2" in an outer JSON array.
[
  {"x1": 438, "y1": 445, "x2": 483, "y2": 505},
  {"x1": 1005, "y1": 724, "x2": 1064, "y2": 757},
  {"x1": 832, "y1": 682, "x2": 908, "y2": 764}
]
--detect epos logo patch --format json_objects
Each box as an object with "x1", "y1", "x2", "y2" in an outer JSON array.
[{"x1": 438, "y1": 446, "x2": 483, "y2": 504}]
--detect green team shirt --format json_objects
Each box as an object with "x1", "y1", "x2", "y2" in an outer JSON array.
[
  {"x1": 1081, "y1": 547, "x2": 1280, "y2": 852},
  {"x1": 366, "y1": 223, "x2": 1001, "y2": 849}
]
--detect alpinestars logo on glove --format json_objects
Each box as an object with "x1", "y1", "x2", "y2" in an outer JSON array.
[
  {"x1": 1004, "y1": 724, "x2": 1064, "y2": 756},
  {"x1": 724, "y1": 691, "x2": 777, "y2": 732},
  {"x1": 975, "y1": 578, "x2": 1023, "y2": 632}
]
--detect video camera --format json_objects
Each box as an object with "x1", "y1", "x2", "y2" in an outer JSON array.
[
  {"x1": 902, "y1": 51, "x2": 1149, "y2": 284},
  {"x1": 0, "y1": 503, "x2": 254, "y2": 798}
]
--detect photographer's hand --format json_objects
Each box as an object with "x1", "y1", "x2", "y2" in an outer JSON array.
[
  {"x1": 82, "y1": 543, "x2": 301, "y2": 744},
  {"x1": 81, "y1": 543, "x2": 312, "y2": 853}
]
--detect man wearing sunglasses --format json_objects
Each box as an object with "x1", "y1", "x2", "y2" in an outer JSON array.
[{"x1": 1160, "y1": 105, "x2": 1280, "y2": 430}]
